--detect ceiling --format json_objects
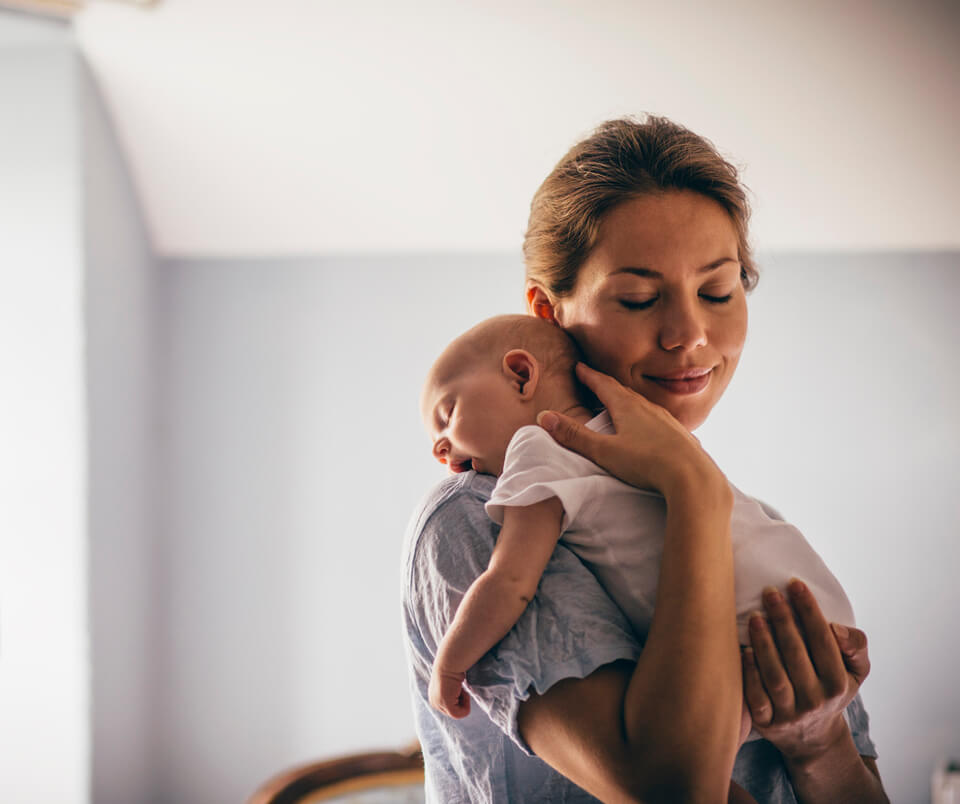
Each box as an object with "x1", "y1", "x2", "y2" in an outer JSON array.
[{"x1": 70, "y1": 0, "x2": 960, "y2": 256}]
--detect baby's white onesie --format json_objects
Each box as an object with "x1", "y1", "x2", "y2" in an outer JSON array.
[{"x1": 486, "y1": 411, "x2": 856, "y2": 648}]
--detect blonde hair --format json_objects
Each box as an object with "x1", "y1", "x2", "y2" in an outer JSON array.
[{"x1": 524, "y1": 115, "x2": 758, "y2": 298}]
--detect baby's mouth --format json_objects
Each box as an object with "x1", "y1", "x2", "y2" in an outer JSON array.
[{"x1": 450, "y1": 458, "x2": 474, "y2": 473}]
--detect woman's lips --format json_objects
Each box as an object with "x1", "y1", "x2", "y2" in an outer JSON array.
[{"x1": 644, "y1": 368, "x2": 713, "y2": 395}]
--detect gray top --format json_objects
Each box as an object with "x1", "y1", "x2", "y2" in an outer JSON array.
[{"x1": 401, "y1": 471, "x2": 877, "y2": 803}]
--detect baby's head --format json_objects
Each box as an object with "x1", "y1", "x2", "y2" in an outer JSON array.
[{"x1": 421, "y1": 314, "x2": 593, "y2": 476}]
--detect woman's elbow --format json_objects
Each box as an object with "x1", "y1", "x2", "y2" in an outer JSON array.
[
  {"x1": 623, "y1": 775, "x2": 729, "y2": 804},
  {"x1": 621, "y1": 753, "x2": 733, "y2": 803}
]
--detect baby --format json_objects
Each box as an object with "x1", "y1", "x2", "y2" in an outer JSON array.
[{"x1": 420, "y1": 314, "x2": 856, "y2": 734}]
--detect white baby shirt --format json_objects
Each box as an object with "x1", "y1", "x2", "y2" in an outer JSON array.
[{"x1": 486, "y1": 411, "x2": 856, "y2": 646}]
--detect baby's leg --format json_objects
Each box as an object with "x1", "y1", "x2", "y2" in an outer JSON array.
[
  {"x1": 737, "y1": 697, "x2": 752, "y2": 748},
  {"x1": 728, "y1": 781, "x2": 758, "y2": 803},
  {"x1": 727, "y1": 694, "x2": 757, "y2": 801}
]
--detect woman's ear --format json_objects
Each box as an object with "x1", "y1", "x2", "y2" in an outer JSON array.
[
  {"x1": 502, "y1": 349, "x2": 540, "y2": 398},
  {"x1": 526, "y1": 285, "x2": 559, "y2": 324}
]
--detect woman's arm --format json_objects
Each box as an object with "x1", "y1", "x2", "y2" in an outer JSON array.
[
  {"x1": 742, "y1": 580, "x2": 888, "y2": 803},
  {"x1": 519, "y1": 364, "x2": 742, "y2": 802},
  {"x1": 430, "y1": 497, "x2": 564, "y2": 718}
]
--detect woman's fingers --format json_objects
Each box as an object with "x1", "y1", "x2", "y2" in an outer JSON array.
[
  {"x1": 785, "y1": 579, "x2": 848, "y2": 699},
  {"x1": 742, "y1": 585, "x2": 874, "y2": 760},
  {"x1": 830, "y1": 622, "x2": 871, "y2": 688},
  {"x1": 572, "y1": 362, "x2": 629, "y2": 408},
  {"x1": 574, "y1": 362, "x2": 661, "y2": 419},
  {"x1": 760, "y1": 586, "x2": 823, "y2": 711},
  {"x1": 741, "y1": 647, "x2": 774, "y2": 728},
  {"x1": 537, "y1": 410, "x2": 604, "y2": 464},
  {"x1": 748, "y1": 610, "x2": 797, "y2": 716},
  {"x1": 544, "y1": 362, "x2": 722, "y2": 494}
]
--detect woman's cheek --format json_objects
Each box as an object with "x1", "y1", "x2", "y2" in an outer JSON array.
[
  {"x1": 563, "y1": 320, "x2": 606, "y2": 367},
  {"x1": 719, "y1": 301, "x2": 748, "y2": 356},
  {"x1": 596, "y1": 343, "x2": 633, "y2": 385}
]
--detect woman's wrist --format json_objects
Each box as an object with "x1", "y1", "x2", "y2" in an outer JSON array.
[
  {"x1": 782, "y1": 716, "x2": 886, "y2": 803},
  {"x1": 779, "y1": 711, "x2": 850, "y2": 769},
  {"x1": 659, "y1": 456, "x2": 731, "y2": 513}
]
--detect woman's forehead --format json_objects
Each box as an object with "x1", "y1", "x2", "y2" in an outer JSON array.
[{"x1": 593, "y1": 192, "x2": 738, "y2": 273}]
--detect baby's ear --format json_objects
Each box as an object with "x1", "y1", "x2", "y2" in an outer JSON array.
[{"x1": 502, "y1": 349, "x2": 539, "y2": 398}]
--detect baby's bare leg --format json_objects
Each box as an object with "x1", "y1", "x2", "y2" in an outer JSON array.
[
  {"x1": 728, "y1": 781, "x2": 758, "y2": 803},
  {"x1": 728, "y1": 692, "x2": 757, "y2": 801}
]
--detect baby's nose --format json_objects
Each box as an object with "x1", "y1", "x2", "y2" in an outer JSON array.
[{"x1": 432, "y1": 438, "x2": 449, "y2": 465}]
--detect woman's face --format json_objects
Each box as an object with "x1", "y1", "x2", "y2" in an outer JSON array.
[{"x1": 548, "y1": 190, "x2": 748, "y2": 431}]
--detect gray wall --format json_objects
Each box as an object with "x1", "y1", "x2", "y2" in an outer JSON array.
[
  {"x1": 82, "y1": 55, "x2": 159, "y2": 804},
  {"x1": 160, "y1": 252, "x2": 959, "y2": 804},
  {"x1": 0, "y1": 11, "x2": 159, "y2": 803}
]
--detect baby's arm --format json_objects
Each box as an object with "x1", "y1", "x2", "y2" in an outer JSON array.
[{"x1": 429, "y1": 496, "x2": 565, "y2": 718}]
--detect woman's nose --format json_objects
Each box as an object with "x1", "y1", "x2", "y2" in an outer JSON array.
[
  {"x1": 658, "y1": 298, "x2": 708, "y2": 352},
  {"x1": 432, "y1": 438, "x2": 450, "y2": 465}
]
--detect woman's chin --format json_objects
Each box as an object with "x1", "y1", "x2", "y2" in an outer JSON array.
[
  {"x1": 629, "y1": 381, "x2": 711, "y2": 430},
  {"x1": 659, "y1": 398, "x2": 712, "y2": 432}
]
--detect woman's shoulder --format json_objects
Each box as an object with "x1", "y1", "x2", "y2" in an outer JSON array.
[
  {"x1": 402, "y1": 472, "x2": 498, "y2": 588},
  {"x1": 405, "y1": 471, "x2": 496, "y2": 542}
]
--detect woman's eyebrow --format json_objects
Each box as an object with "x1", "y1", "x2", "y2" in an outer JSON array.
[{"x1": 612, "y1": 257, "x2": 739, "y2": 278}]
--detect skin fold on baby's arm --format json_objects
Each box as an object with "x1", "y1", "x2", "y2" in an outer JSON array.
[{"x1": 428, "y1": 496, "x2": 565, "y2": 718}]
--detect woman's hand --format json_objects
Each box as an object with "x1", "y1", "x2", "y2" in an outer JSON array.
[
  {"x1": 741, "y1": 578, "x2": 870, "y2": 763},
  {"x1": 741, "y1": 580, "x2": 887, "y2": 801},
  {"x1": 537, "y1": 363, "x2": 727, "y2": 501}
]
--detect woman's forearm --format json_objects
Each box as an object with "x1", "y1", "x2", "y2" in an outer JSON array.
[
  {"x1": 519, "y1": 381, "x2": 744, "y2": 800},
  {"x1": 623, "y1": 468, "x2": 742, "y2": 797}
]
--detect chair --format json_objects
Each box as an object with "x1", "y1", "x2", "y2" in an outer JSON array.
[{"x1": 248, "y1": 741, "x2": 424, "y2": 804}]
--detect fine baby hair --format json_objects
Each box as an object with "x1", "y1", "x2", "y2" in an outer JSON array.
[
  {"x1": 421, "y1": 314, "x2": 599, "y2": 477},
  {"x1": 434, "y1": 314, "x2": 584, "y2": 386}
]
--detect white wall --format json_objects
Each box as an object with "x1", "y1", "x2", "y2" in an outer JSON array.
[
  {"x1": 76, "y1": 0, "x2": 960, "y2": 255},
  {"x1": 160, "y1": 251, "x2": 959, "y2": 804},
  {"x1": 82, "y1": 53, "x2": 159, "y2": 804},
  {"x1": 0, "y1": 15, "x2": 90, "y2": 804},
  {"x1": 0, "y1": 11, "x2": 159, "y2": 803}
]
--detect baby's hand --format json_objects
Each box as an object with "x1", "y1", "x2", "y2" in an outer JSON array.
[{"x1": 429, "y1": 665, "x2": 470, "y2": 719}]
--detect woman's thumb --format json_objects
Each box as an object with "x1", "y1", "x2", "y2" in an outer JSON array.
[
  {"x1": 537, "y1": 410, "x2": 597, "y2": 460},
  {"x1": 831, "y1": 623, "x2": 871, "y2": 685}
]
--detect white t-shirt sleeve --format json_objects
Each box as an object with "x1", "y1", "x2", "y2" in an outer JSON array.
[{"x1": 485, "y1": 425, "x2": 604, "y2": 532}]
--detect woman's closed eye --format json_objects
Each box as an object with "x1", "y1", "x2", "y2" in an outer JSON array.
[
  {"x1": 619, "y1": 292, "x2": 734, "y2": 310},
  {"x1": 701, "y1": 292, "x2": 734, "y2": 304},
  {"x1": 619, "y1": 297, "x2": 657, "y2": 310}
]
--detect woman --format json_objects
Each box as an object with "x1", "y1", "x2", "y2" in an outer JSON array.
[{"x1": 401, "y1": 116, "x2": 886, "y2": 802}]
